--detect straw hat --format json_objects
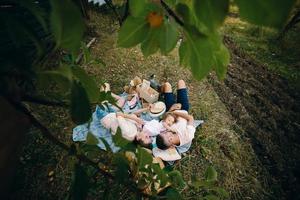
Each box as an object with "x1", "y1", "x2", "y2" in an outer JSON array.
[
  {"x1": 149, "y1": 101, "x2": 166, "y2": 118},
  {"x1": 152, "y1": 146, "x2": 181, "y2": 161}
]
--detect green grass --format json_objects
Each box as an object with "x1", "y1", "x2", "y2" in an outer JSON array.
[
  {"x1": 12, "y1": 11, "x2": 275, "y2": 200},
  {"x1": 222, "y1": 16, "x2": 300, "y2": 86}
]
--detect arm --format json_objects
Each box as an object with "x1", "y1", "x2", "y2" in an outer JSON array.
[
  {"x1": 172, "y1": 110, "x2": 194, "y2": 126},
  {"x1": 132, "y1": 107, "x2": 149, "y2": 115},
  {"x1": 162, "y1": 122, "x2": 177, "y2": 132},
  {"x1": 168, "y1": 103, "x2": 182, "y2": 112},
  {"x1": 132, "y1": 104, "x2": 153, "y2": 115},
  {"x1": 116, "y1": 112, "x2": 144, "y2": 125}
]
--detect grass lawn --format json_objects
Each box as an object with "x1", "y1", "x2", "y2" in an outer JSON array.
[
  {"x1": 12, "y1": 10, "x2": 294, "y2": 199},
  {"x1": 222, "y1": 13, "x2": 300, "y2": 87}
]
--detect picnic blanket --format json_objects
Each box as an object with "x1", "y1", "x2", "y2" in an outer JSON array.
[
  {"x1": 72, "y1": 105, "x2": 121, "y2": 152},
  {"x1": 73, "y1": 93, "x2": 157, "y2": 152},
  {"x1": 72, "y1": 93, "x2": 204, "y2": 160}
]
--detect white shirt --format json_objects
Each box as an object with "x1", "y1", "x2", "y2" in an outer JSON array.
[
  {"x1": 171, "y1": 110, "x2": 196, "y2": 146},
  {"x1": 143, "y1": 120, "x2": 164, "y2": 136}
]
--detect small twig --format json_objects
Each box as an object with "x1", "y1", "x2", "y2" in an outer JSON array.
[
  {"x1": 104, "y1": 0, "x2": 122, "y2": 26},
  {"x1": 160, "y1": 0, "x2": 184, "y2": 27},
  {"x1": 22, "y1": 93, "x2": 109, "y2": 108}
]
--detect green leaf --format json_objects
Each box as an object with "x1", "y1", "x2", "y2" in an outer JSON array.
[
  {"x1": 151, "y1": 163, "x2": 169, "y2": 187},
  {"x1": 113, "y1": 153, "x2": 130, "y2": 184},
  {"x1": 112, "y1": 128, "x2": 131, "y2": 148},
  {"x1": 159, "y1": 20, "x2": 179, "y2": 54},
  {"x1": 205, "y1": 32, "x2": 229, "y2": 79},
  {"x1": 117, "y1": 17, "x2": 149, "y2": 48},
  {"x1": 164, "y1": 0, "x2": 177, "y2": 8},
  {"x1": 168, "y1": 170, "x2": 185, "y2": 188},
  {"x1": 166, "y1": 188, "x2": 182, "y2": 200},
  {"x1": 183, "y1": 29, "x2": 214, "y2": 80},
  {"x1": 50, "y1": 0, "x2": 85, "y2": 52},
  {"x1": 176, "y1": 3, "x2": 190, "y2": 22},
  {"x1": 235, "y1": 0, "x2": 296, "y2": 28},
  {"x1": 70, "y1": 81, "x2": 91, "y2": 124},
  {"x1": 214, "y1": 44, "x2": 230, "y2": 80},
  {"x1": 71, "y1": 164, "x2": 90, "y2": 200},
  {"x1": 141, "y1": 28, "x2": 161, "y2": 57},
  {"x1": 176, "y1": 3, "x2": 208, "y2": 34},
  {"x1": 129, "y1": 0, "x2": 147, "y2": 17},
  {"x1": 179, "y1": 41, "x2": 189, "y2": 66},
  {"x1": 137, "y1": 146, "x2": 153, "y2": 169},
  {"x1": 86, "y1": 132, "x2": 98, "y2": 145},
  {"x1": 145, "y1": 2, "x2": 163, "y2": 14},
  {"x1": 193, "y1": 0, "x2": 229, "y2": 31},
  {"x1": 71, "y1": 66, "x2": 99, "y2": 103},
  {"x1": 37, "y1": 65, "x2": 72, "y2": 93},
  {"x1": 205, "y1": 166, "x2": 218, "y2": 182}
]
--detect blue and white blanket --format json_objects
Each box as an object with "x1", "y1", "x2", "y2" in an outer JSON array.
[
  {"x1": 73, "y1": 94, "x2": 157, "y2": 152},
  {"x1": 72, "y1": 94, "x2": 204, "y2": 153}
]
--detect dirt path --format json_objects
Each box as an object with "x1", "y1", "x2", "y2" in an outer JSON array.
[{"x1": 209, "y1": 36, "x2": 300, "y2": 199}]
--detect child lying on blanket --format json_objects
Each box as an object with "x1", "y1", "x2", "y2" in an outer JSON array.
[
  {"x1": 116, "y1": 112, "x2": 177, "y2": 146},
  {"x1": 101, "y1": 80, "x2": 141, "y2": 111},
  {"x1": 155, "y1": 110, "x2": 195, "y2": 150}
]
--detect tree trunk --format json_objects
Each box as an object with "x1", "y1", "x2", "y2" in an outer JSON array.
[{"x1": 0, "y1": 97, "x2": 30, "y2": 198}]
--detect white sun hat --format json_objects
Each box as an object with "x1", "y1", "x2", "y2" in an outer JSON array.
[{"x1": 149, "y1": 101, "x2": 166, "y2": 118}]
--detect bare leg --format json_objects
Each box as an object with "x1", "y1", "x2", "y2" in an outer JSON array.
[
  {"x1": 100, "y1": 83, "x2": 125, "y2": 108},
  {"x1": 162, "y1": 82, "x2": 179, "y2": 111},
  {"x1": 176, "y1": 80, "x2": 189, "y2": 111},
  {"x1": 100, "y1": 83, "x2": 111, "y2": 92},
  {"x1": 177, "y1": 79, "x2": 186, "y2": 90},
  {"x1": 111, "y1": 93, "x2": 122, "y2": 100},
  {"x1": 162, "y1": 82, "x2": 172, "y2": 93}
]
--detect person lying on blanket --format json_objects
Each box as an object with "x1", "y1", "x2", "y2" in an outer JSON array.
[
  {"x1": 116, "y1": 111, "x2": 177, "y2": 146},
  {"x1": 155, "y1": 80, "x2": 196, "y2": 155},
  {"x1": 97, "y1": 102, "x2": 176, "y2": 147}
]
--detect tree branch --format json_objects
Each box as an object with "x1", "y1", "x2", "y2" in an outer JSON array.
[
  {"x1": 104, "y1": 0, "x2": 122, "y2": 26},
  {"x1": 75, "y1": 37, "x2": 97, "y2": 64},
  {"x1": 22, "y1": 94, "x2": 69, "y2": 107},
  {"x1": 5, "y1": 96, "x2": 157, "y2": 197},
  {"x1": 160, "y1": 0, "x2": 184, "y2": 27},
  {"x1": 9, "y1": 99, "x2": 114, "y2": 179},
  {"x1": 121, "y1": 0, "x2": 130, "y2": 23}
]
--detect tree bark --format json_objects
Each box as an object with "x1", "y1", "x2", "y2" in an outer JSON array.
[{"x1": 0, "y1": 97, "x2": 30, "y2": 198}]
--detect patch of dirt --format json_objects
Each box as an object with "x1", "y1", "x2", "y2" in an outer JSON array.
[{"x1": 209, "y1": 36, "x2": 300, "y2": 200}]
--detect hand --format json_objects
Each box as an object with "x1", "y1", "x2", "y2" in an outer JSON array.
[
  {"x1": 129, "y1": 114, "x2": 144, "y2": 125},
  {"x1": 169, "y1": 103, "x2": 181, "y2": 111},
  {"x1": 148, "y1": 103, "x2": 154, "y2": 110},
  {"x1": 136, "y1": 118, "x2": 145, "y2": 125},
  {"x1": 116, "y1": 112, "x2": 124, "y2": 117}
]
